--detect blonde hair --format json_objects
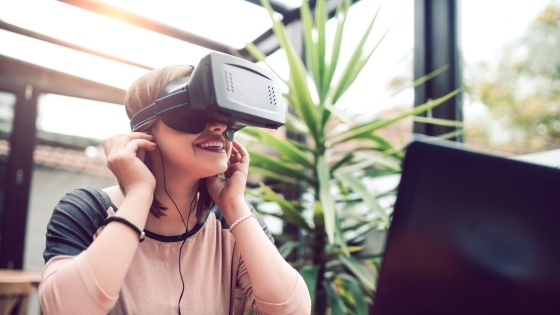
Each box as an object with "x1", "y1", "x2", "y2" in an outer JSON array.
[{"x1": 123, "y1": 65, "x2": 214, "y2": 221}]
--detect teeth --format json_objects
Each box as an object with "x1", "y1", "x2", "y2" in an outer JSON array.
[{"x1": 199, "y1": 142, "x2": 223, "y2": 149}]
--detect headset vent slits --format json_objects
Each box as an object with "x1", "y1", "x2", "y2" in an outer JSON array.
[
  {"x1": 268, "y1": 86, "x2": 276, "y2": 105},
  {"x1": 225, "y1": 71, "x2": 234, "y2": 93}
]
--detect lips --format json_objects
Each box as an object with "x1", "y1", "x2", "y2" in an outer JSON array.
[
  {"x1": 195, "y1": 136, "x2": 225, "y2": 152},
  {"x1": 198, "y1": 141, "x2": 224, "y2": 149}
]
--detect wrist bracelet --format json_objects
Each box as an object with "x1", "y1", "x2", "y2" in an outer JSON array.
[
  {"x1": 104, "y1": 216, "x2": 146, "y2": 242},
  {"x1": 229, "y1": 213, "x2": 254, "y2": 231}
]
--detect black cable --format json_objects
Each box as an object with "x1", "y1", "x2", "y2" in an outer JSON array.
[
  {"x1": 157, "y1": 143, "x2": 235, "y2": 314},
  {"x1": 157, "y1": 148, "x2": 196, "y2": 315}
]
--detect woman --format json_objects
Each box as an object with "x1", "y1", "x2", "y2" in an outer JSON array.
[{"x1": 38, "y1": 65, "x2": 311, "y2": 314}]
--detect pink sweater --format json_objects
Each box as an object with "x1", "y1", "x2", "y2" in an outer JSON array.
[{"x1": 39, "y1": 211, "x2": 311, "y2": 314}]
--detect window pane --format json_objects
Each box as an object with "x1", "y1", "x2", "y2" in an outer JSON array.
[
  {"x1": 0, "y1": 92, "x2": 16, "y2": 137},
  {"x1": 0, "y1": 91, "x2": 17, "y2": 254},
  {"x1": 461, "y1": 0, "x2": 560, "y2": 155},
  {"x1": 37, "y1": 94, "x2": 130, "y2": 140},
  {"x1": 0, "y1": 91, "x2": 16, "y2": 235}
]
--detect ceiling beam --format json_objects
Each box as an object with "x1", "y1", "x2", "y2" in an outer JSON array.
[
  {"x1": 243, "y1": 0, "x2": 293, "y2": 15},
  {"x1": 0, "y1": 55, "x2": 125, "y2": 105},
  {"x1": 58, "y1": 0, "x2": 361, "y2": 62},
  {"x1": 0, "y1": 21, "x2": 153, "y2": 70},
  {"x1": 239, "y1": 0, "x2": 361, "y2": 60},
  {"x1": 58, "y1": 0, "x2": 236, "y2": 55}
]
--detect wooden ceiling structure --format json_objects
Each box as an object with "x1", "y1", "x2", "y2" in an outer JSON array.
[
  {"x1": 0, "y1": 0, "x2": 364, "y2": 270},
  {"x1": 0, "y1": 0, "x2": 462, "y2": 275}
]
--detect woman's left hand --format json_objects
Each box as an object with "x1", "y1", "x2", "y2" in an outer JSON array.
[{"x1": 206, "y1": 140, "x2": 250, "y2": 215}]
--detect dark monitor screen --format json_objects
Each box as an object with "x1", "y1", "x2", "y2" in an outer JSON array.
[{"x1": 371, "y1": 139, "x2": 560, "y2": 315}]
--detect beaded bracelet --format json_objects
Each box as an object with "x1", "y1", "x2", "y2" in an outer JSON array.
[
  {"x1": 104, "y1": 216, "x2": 146, "y2": 242},
  {"x1": 229, "y1": 213, "x2": 254, "y2": 231}
]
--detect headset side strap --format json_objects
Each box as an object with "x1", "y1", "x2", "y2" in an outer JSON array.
[{"x1": 129, "y1": 89, "x2": 190, "y2": 130}]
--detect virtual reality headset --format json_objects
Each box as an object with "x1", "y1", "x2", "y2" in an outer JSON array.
[{"x1": 129, "y1": 52, "x2": 285, "y2": 141}]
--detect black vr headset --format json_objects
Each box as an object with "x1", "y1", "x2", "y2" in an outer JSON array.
[{"x1": 130, "y1": 52, "x2": 285, "y2": 141}]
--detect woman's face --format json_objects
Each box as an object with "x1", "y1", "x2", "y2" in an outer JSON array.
[{"x1": 151, "y1": 118, "x2": 233, "y2": 178}]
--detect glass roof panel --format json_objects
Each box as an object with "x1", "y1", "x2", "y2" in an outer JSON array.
[
  {"x1": 96, "y1": 0, "x2": 278, "y2": 49},
  {"x1": 0, "y1": 29, "x2": 147, "y2": 90},
  {"x1": 0, "y1": 0, "x2": 216, "y2": 69}
]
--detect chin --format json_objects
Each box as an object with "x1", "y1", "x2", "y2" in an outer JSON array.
[{"x1": 198, "y1": 164, "x2": 228, "y2": 178}]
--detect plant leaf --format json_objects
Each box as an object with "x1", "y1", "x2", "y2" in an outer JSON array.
[
  {"x1": 324, "y1": 102, "x2": 351, "y2": 124},
  {"x1": 324, "y1": 280, "x2": 346, "y2": 315},
  {"x1": 329, "y1": 153, "x2": 355, "y2": 173},
  {"x1": 323, "y1": 0, "x2": 351, "y2": 98},
  {"x1": 335, "y1": 212, "x2": 350, "y2": 257},
  {"x1": 325, "y1": 246, "x2": 364, "y2": 258},
  {"x1": 248, "y1": 150, "x2": 315, "y2": 183},
  {"x1": 339, "y1": 255, "x2": 376, "y2": 291},
  {"x1": 300, "y1": 0, "x2": 319, "y2": 90},
  {"x1": 285, "y1": 111, "x2": 310, "y2": 134},
  {"x1": 413, "y1": 116, "x2": 464, "y2": 127},
  {"x1": 260, "y1": 0, "x2": 319, "y2": 142},
  {"x1": 287, "y1": 139, "x2": 314, "y2": 153},
  {"x1": 437, "y1": 128, "x2": 465, "y2": 140},
  {"x1": 278, "y1": 241, "x2": 302, "y2": 258},
  {"x1": 244, "y1": 42, "x2": 290, "y2": 87},
  {"x1": 317, "y1": 156, "x2": 336, "y2": 244},
  {"x1": 248, "y1": 166, "x2": 298, "y2": 185},
  {"x1": 258, "y1": 182, "x2": 310, "y2": 230},
  {"x1": 300, "y1": 265, "x2": 320, "y2": 309},
  {"x1": 243, "y1": 127, "x2": 315, "y2": 169},
  {"x1": 335, "y1": 172, "x2": 389, "y2": 225},
  {"x1": 341, "y1": 274, "x2": 368, "y2": 315},
  {"x1": 373, "y1": 65, "x2": 450, "y2": 110},
  {"x1": 334, "y1": 154, "x2": 401, "y2": 176},
  {"x1": 333, "y1": 27, "x2": 391, "y2": 105},
  {"x1": 335, "y1": 90, "x2": 460, "y2": 143},
  {"x1": 340, "y1": 133, "x2": 395, "y2": 151},
  {"x1": 271, "y1": 233, "x2": 296, "y2": 243},
  {"x1": 315, "y1": 0, "x2": 327, "y2": 101},
  {"x1": 313, "y1": 200, "x2": 324, "y2": 228},
  {"x1": 330, "y1": 4, "x2": 382, "y2": 105}
]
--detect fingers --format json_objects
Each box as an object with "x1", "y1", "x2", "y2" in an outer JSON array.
[
  {"x1": 126, "y1": 139, "x2": 157, "y2": 153},
  {"x1": 105, "y1": 133, "x2": 154, "y2": 149},
  {"x1": 231, "y1": 141, "x2": 249, "y2": 164},
  {"x1": 232, "y1": 140, "x2": 248, "y2": 156},
  {"x1": 229, "y1": 147, "x2": 240, "y2": 163},
  {"x1": 104, "y1": 133, "x2": 156, "y2": 163},
  {"x1": 224, "y1": 141, "x2": 249, "y2": 179}
]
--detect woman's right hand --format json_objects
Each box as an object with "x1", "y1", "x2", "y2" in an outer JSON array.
[{"x1": 104, "y1": 132, "x2": 158, "y2": 194}]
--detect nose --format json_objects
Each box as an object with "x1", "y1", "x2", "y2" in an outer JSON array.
[{"x1": 206, "y1": 121, "x2": 227, "y2": 133}]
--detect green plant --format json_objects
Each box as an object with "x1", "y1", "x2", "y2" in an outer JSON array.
[{"x1": 242, "y1": 0, "x2": 461, "y2": 314}]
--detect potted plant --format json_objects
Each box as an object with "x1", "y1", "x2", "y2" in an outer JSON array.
[{"x1": 241, "y1": 0, "x2": 460, "y2": 313}]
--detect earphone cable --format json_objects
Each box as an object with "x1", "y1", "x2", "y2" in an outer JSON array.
[{"x1": 158, "y1": 148, "x2": 195, "y2": 315}]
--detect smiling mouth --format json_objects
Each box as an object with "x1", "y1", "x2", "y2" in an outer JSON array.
[{"x1": 196, "y1": 142, "x2": 225, "y2": 152}]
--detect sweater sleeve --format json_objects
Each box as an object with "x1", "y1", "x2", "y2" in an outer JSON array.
[
  {"x1": 39, "y1": 252, "x2": 118, "y2": 315},
  {"x1": 39, "y1": 187, "x2": 117, "y2": 315},
  {"x1": 237, "y1": 258, "x2": 312, "y2": 315},
  {"x1": 43, "y1": 187, "x2": 111, "y2": 263}
]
